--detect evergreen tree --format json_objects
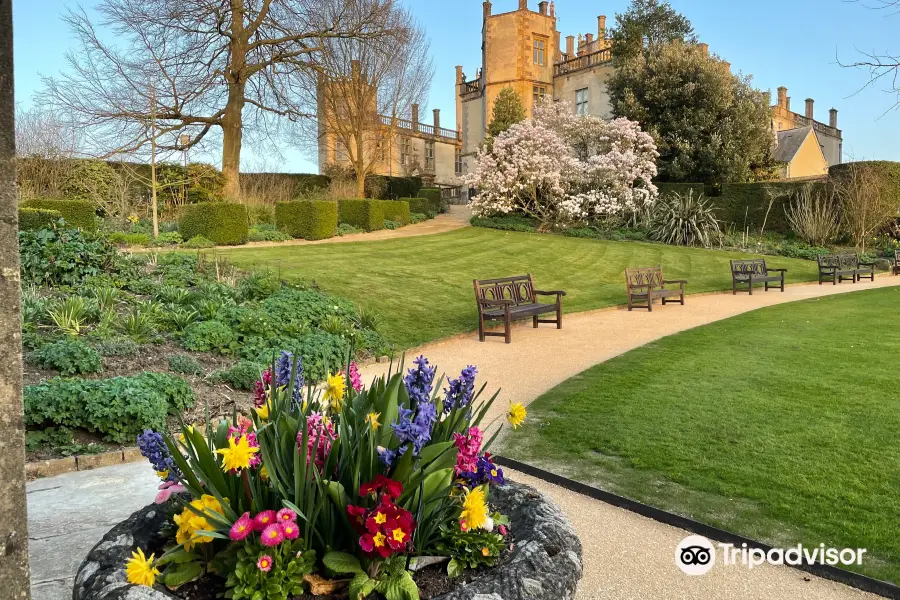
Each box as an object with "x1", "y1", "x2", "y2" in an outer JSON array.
[
  {"x1": 610, "y1": 0, "x2": 696, "y2": 60},
  {"x1": 487, "y1": 87, "x2": 526, "y2": 138}
]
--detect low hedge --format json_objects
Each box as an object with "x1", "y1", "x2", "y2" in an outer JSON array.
[
  {"x1": 418, "y1": 187, "x2": 445, "y2": 213},
  {"x1": 23, "y1": 372, "x2": 195, "y2": 444},
  {"x1": 179, "y1": 202, "x2": 249, "y2": 245},
  {"x1": 713, "y1": 181, "x2": 828, "y2": 234},
  {"x1": 365, "y1": 175, "x2": 423, "y2": 200},
  {"x1": 338, "y1": 199, "x2": 384, "y2": 231},
  {"x1": 19, "y1": 207, "x2": 63, "y2": 231},
  {"x1": 403, "y1": 197, "x2": 440, "y2": 216},
  {"x1": 275, "y1": 200, "x2": 338, "y2": 240},
  {"x1": 20, "y1": 198, "x2": 97, "y2": 230},
  {"x1": 656, "y1": 183, "x2": 706, "y2": 199},
  {"x1": 379, "y1": 200, "x2": 411, "y2": 226},
  {"x1": 830, "y1": 161, "x2": 900, "y2": 206}
]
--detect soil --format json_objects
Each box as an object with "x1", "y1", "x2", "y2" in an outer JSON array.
[{"x1": 23, "y1": 341, "x2": 257, "y2": 461}]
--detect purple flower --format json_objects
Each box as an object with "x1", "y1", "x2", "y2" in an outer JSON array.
[
  {"x1": 459, "y1": 454, "x2": 505, "y2": 488},
  {"x1": 275, "y1": 351, "x2": 304, "y2": 406},
  {"x1": 137, "y1": 430, "x2": 180, "y2": 482},
  {"x1": 443, "y1": 365, "x2": 478, "y2": 413},
  {"x1": 404, "y1": 355, "x2": 435, "y2": 406}
]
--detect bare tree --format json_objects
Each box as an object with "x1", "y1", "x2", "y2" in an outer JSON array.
[
  {"x1": 40, "y1": 0, "x2": 395, "y2": 200},
  {"x1": 306, "y1": 2, "x2": 433, "y2": 198},
  {"x1": 842, "y1": 0, "x2": 900, "y2": 111},
  {"x1": 14, "y1": 105, "x2": 79, "y2": 199},
  {"x1": 833, "y1": 162, "x2": 898, "y2": 251}
]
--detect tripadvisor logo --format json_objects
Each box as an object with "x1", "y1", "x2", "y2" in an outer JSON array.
[{"x1": 675, "y1": 535, "x2": 866, "y2": 575}]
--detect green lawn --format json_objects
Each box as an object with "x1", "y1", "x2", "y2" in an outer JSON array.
[
  {"x1": 217, "y1": 228, "x2": 820, "y2": 348},
  {"x1": 503, "y1": 286, "x2": 900, "y2": 583}
]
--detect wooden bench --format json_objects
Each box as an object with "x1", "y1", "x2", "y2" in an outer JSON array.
[
  {"x1": 473, "y1": 275, "x2": 566, "y2": 343},
  {"x1": 625, "y1": 266, "x2": 686, "y2": 311},
  {"x1": 730, "y1": 259, "x2": 786, "y2": 295},
  {"x1": 818, "y1": 253, "x2": 876, "y2": 285},
  {"x1": 893, "y1": 250, "x2": 900, "y2": 276}
]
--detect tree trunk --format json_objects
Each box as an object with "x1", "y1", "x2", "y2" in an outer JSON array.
[
  {"x1": 356, "y1": 170, "x2": 366, "y2": 199},
  {"x1": 221, "y1": 81, "x2": 245, "y2": 201},
  {"x1": 0, "y1": 1, "x2": 32, "y2": 597}
]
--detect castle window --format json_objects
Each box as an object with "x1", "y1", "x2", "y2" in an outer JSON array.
[
  {"x1": 533, "y1": 39, "x2": 546, "y2": 66},
  {"x1": 400, "y1": 137, "x2": 411, "y2": 166},
  {"x1": 425, "y1": 140, "x2": 435, "y2": 170},
  {"x1": 455, "y1": 148, "x2": 463, "y2": 175},
  {"x1": 336, "y1": 140, "x2": 348, "y2": 162},
  {"x1": 533, "y1": 85, "x2": 547, "y2": 107},
  {"x1": 576, "y1": 88, "x2": 589, "y2": 115}
]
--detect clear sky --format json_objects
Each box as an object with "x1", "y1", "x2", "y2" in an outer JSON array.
[{"x1": 11, "y1": 0, "x2": 900, "y2": 173}]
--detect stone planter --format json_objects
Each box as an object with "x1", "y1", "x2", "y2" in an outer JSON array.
[{"x1": 74, "y1": 481, "x2": 583, "y2": 600}]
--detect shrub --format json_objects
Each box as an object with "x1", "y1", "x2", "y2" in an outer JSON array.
[
  {"x1": 383, "y1": 219, "x2": 400, "y2": 230},
  {"x1": 182, "y1": 235, "x2": 216, "y2": 249},
  {"x1": 831, "y1": 162, "x2": 900, "y2": 251},
  {"x1": 249, "y1": 227, "x2": 292, "y2": 242},
  {"x1": 186, "y1": 162, "x2": 226, "y2": 203},
  {"x1": 19, "y1": 207, "x2": 63, "y2": 231},
  {"x1": 293, "y1": 331, "x2": 350, "y2": 382},
  {"x1": 19, "y1": 229, "x2": 119, "y2": 286},
  {"x1": 168, "y1": 353, "x2": 203, "y2": 376},
  {"x1": 262, "y1": 287, "x2": 355, "y2": 329},
  {"x1": 784, "y1": 185, "x2": 841, "y2": 247},
  {"x1": 94, "y1": 337, "x2": 141, "y2": 357},
  {"x1": 338, "y1": 199, "x2": 384, "y2": 231},
  {"x1": 240, "y1": 172, "x2": 331, "y2": 201},
  {"x1": 210, "y1": 360, "x2": 265, "y2": 391},
  {"x1": 649, "y1": 190, "x2": 723, "y2": 248},
  {"x1": 31, "y1": 338, "x2": 102, "y2": 376},
  {"x1": 23, "y1": 372, "x2": 195, "y2": 444},
  {"x1": 830, "y1": 160, "x2": 900, "y2": 207},
  {"x1": 62, "y1": 159, "x2": 119, "y2": 206},
  {"x1": 470, "y1": 214, "x2": 538, "y2": 232},
  {"x1": 181, "y1": 320, "x2": 238, "y2": 354},
  {"x1": 20, "y1": 198, "x2": 98, "y2": 230},
  {"x1": 108, "y1": 232, "x2": 150, "y2": 246},
  {"x1": 380, "y1": 200, "x2": 411, "y2": 226},
  {"x1": 236, "y1": 270, "x2": 282, "y2": 302},
  {"x1": 364, "y1": 175, "x2": 422, "y2": 199},
  {"x1": 404, "y1": 197, "x2": 440, "y2": 216},
  {"x1": 418, "y1": 187, "x2": 444, "y2": 213},
  {"x1": 180, "y1": 203, "x2": 249, "y2": 245},
  {"x1": 713, "y1": 182, "x2": 827, "y2": 234},
  {"x1": 409, "y1": 213, "x2": 428, "y2": 224},
  {"x1": 275, "y1": 200, "x2": 338, "y2": 240},
  {"x1": 337, "y1": 223, "x2": 362, "y2": 236},
  {"x1": 248, "y1": 204, "x2": 276, "y2": 226},
  {"x1": 148, "y1": 231, "x2": 183, "y2": 247},
  {"x1": 656, "y1": 183, "x2": 706, "y2": 199}
]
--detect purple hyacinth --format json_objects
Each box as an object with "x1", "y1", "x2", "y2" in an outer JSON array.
[
  {"x1": 404, "y1": 355, "x2": 435, "y2": 406},
  {"x1": 443, "y1": 365, "x2": 478, "y2": 414},
  {"x1": 275, "y1": 350, "x2": 304, "y2": 405},
  {"x1": 137, "y1": 430, "x2": 180, "y2": 482}
]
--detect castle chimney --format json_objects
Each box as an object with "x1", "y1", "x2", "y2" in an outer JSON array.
[
  {"x1": 433, "y1": 109, "x2": 441, "y2": 132},
  {"x1": 699, "y1": 43, "x2": 709, "y2": 55},
  {"x1": 777, "y1": 86, "x2": 787, "y2": 108},
  {"x1": 412, "y1": 104, "x2": 419, "y2": 131},
  {"x1": 586, "y1": 33, "x2": 594, "y2": 47},
  {"x1": 566, "y1": 35, "x2": 575, "y2": 57},
  {"x1": 538, "y1": 1, "x2": 548, "y2": 15},
  {"x1": 829, "y1": 108, "x2": 838, "y2": 128},
  {"x1": 786, "y1": 96, "x2": 791, "y2": 111},
  {"x1": 519, "y1": 0, "x2": 527, "y2": 10},
  {"x1": 805, "y1": 98, "x2": 815, "y2": 121},
  {"x1": 598, "y1": 15, "x2": 607, "y2": 38},
  {"x1": 549, "y1": 1, "x2": 555, "y2": 17},
  {"x1": 455, "y1": 65, "x2": 464, "y2": 84},
  {"x1": 483, "y1": 1, "x2": 491, "y2": 18}
]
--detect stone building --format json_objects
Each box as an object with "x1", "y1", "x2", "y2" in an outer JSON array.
[{"x1": 770, "y1": 86, "x2": 842, "y2": 177}]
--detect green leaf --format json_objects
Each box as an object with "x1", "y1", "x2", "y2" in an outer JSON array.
[
  {"x1": 447, "y1": 558, "x2": 464, "y2": 578},
  {"x1": 325, "y1": 481, "x2": 351, "y2": 514},
  {"x1": 399, "y1": 571, "x2": 420, "y2": 600},
  {"x1": 164, "y1": 561, "x2": 203, "y2": 589},
  {"x1": 349, "y1": 572, "x2": 375, "y2": 600},
  {"x1": 322, "y1": 550, "x2": 363, "y2": 575}
]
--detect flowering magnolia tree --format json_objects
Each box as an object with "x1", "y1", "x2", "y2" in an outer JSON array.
[
  {"x1": 465, "y1": 101, "x2": 659, "y2": 228},
  {"x1": 130, "y1": 351, "x2": 528, "y2": 600}
]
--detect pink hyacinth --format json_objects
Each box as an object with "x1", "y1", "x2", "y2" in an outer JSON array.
[
  {"x1": 281, "y1": 520, "x2": 300, "y2": 541},
  {"x1": 452, "y1": 426, "x2": 483, "y2": 476},
  {"x1": 253, "y1": 510, "x2": 277, "y2": 532},
  {"x1": 348, "y1": 362, "x2": 363, "y2": 393},
  {"x1": 260, "y1": 523, "x2": 285, "y2": 547},
  {"x1": 154, "y1": 480, "x2": 186, "y2": 504},
  {"x1": 230, "y1": 512, "x2": 253, "y2": 541},
  {"x1": 297, "y1": 413, "x2": 337, "y2": 471},
  {"x1": 253, "y1": 368, "x2": 273, "y2": 408},
  {"x1": 276, "y1": 508, "x2": 296, "y2": 523}
]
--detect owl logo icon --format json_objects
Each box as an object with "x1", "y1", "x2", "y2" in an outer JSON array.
[{"x1": 676, "y1": 535, "x2": 716, "y2": 575}]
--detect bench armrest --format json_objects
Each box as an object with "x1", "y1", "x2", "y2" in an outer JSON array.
[
  {"x1": 477, "y1": 298, "x2": 512, "y2": 307},
  {"x1": 534, "y1": 289, "x2": 567, "y2": 297},
  {"x1": 663, "y1": 279, "x2": 687, "y2": 284},
  {"x1": 766, "y1": 268, "x2": 787, "y2": 273}
]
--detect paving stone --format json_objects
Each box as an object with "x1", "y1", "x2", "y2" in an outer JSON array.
[
  {"x1": 76, "y1": 450, "x2": 125, "y2": 471},
  {"x1": 26, "y1": 457, "x2": 77, "y2": 480}
]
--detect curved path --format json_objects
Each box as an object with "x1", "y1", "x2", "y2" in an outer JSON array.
[{"x1": 360, "y1": 275, "x2": 900, "y2": 600}]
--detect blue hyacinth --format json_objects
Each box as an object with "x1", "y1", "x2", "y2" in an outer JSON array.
[
  {"x1": 404, "y1": 355, "x2": 435, "y2": 406},
  {"x1": 137, "y1": 429, "x2": 180, "y2": 482},
  {"x1": 443, "y1": 365, "x2": 478, "y2": 414},
  {"x1": 275, "y1": 350, "x2": 304, "y2": 406}
]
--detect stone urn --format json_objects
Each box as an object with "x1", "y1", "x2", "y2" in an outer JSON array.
[{"x1": 74, "y1": 481, "x2": 583, "y2": 600}]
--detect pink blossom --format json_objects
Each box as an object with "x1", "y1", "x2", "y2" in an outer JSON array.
[
  {"x1": 253, "y1": 368, "x2": 272, "y2": 408},
  {"x1": 276, "y1": 508, "x2": 296, "y2": 523},
  {"x1": 260, "y1": 523, "x2": 285, "y2": 547},
  {"x1": 348, "y1": 362, "x2": 363, "y2": 393},
  {"x1": 498, "y1": 524, "x2": 508, "y2": 536},
  {"x1": 230, "y1": 512, "x2": 254, "y2": 541},
  {"x1": 154, "y1": 480, "x2": 186, "y2": 504},
  {"x1": 298, "y1": 413, "x2": 337, "y2": 471},
  {"x1": 253, "y1": 510, "x2": 277, "y2": 532},
  {"x1": 281, "y1": 521, "x2": 300, "y2": 541},
  {"x1": 453, "y1": 426, "x2": 483, "y2": 476},
  {"x1": 257, "y1": 554, "x2": 273, "y2": 572}
]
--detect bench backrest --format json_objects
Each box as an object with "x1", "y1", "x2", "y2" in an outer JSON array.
[
  {"x1": 818, "y1": 253, "x2": 861, "y2": 269},
  {"x1": 895, "y1": 249, "x2": 900, "y2": 263},
  {"x1": 473, "y1": 275, "x2": 536, "y2": 307},
  {"x1": 731, "y1": 259, "x2": 767, "y2": 276},
  {"x1": 625, "y1": 266, "x2": 663, "y2": 291}
]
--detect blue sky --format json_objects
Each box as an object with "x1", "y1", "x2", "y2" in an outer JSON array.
[{"x1": 12, "y1": 0, "x2": 900, "y2": 172}]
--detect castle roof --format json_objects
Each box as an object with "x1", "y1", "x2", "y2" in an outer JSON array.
[{"x1": 774, "y1": 126, "x2": 814, "y2": 164}]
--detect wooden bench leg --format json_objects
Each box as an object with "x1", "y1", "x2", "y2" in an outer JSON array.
[
  {"x1": 556, "y1": 298, "x2": 563, "y2": 329},
  {"x1": 478, "y1": 315, "x2": 485, "y2": 342},
  {"x1": 533, "y1": 315, "x2": 539, "y2": 328},
  {"x1": 504, "y1": 312, "x2": 511, "y2": 344}
]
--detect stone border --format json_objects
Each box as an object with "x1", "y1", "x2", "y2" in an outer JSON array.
[
  {"x1": 26, "y1": 447, "x2": 147, "y2": 480},
  {"x1": 73, "y1": 481, "x2": 583, "y2": 600}
]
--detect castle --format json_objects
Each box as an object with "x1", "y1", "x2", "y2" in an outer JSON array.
[{"x1": 318, "y1": 0, "x2": 843, "y2": 195}]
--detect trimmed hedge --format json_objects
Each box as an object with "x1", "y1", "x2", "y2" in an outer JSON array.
[
  {"x1": 379, "y1": 200, "x2": 411, "y2": 226},
  {"x1": 365, "y1": 175, "x2": 423, "y2": 200},
  {"x1": 20, "y1": 198, "x2": 97, "y2": 230},
  {"x1": 338, "y1": 199, "x2": 385, "y2": 231},
  {"x1": 656, "y1": 183, "x2": 706, "y2": 199},
  {"x1": 713, "y1": 182, "x2": 828, "y2": 234},
  {"x1": 405, "y1": 196, "x2": 441, "y2": 216},
  {"x1": 830, "y1": 161, "x2": 900, "y2": 205},
  {"x1": 418, "y1": 187, "x2": 445, "y2": 213},
  {"x1": 19, "y1": 207, "x2": 63, "y2": 231},
  {"x1": 241, "y1": 172, "x2": 331, "y2": 198},
  {"x1": 179, "y1": 203, "x2": 249, "y2": 245},
  {"x1": 275, "y1": 200, "x2": 338, "y2": 240}
]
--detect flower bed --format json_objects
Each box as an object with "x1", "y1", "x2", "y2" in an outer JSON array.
[{"x1": 73, "y1": 354, "x2": 581, "y2": 600}]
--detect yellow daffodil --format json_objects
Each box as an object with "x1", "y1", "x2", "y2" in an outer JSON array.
[
  {"x1": 460, "y1": 487, "x2": 488, "y2": 531},
  {"x1": 324, "y1": 372, "x2": 346, "y2": 413},
  {"x1": 507, "y1": 402, "x2": 527, "y2": 429},
  {"x1": 173, "y1": 495, "x2": 224, "y2": 551},
  {"x1": 217, "y1": 435, "x2": 259, "y2": 472},
  {"x1": 366, "y1": 411, "x2": 381, "y2": 430},
  {"x1": 255, "y1": 402, "x2": 270, "y2": 420},
  {"x1": 259, "y1": 465, "x2": 270, "y2": 480},
  {"x1": 155, "y1": 470, "x2": 169, "y2": 481},
  {"x1": 125, "y1": 547, "x2": 160, "y2": 587}
]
